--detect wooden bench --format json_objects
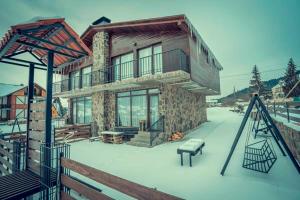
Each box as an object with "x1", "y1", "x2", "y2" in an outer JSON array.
[{"x1": 177, "y1": 139, "x2": 205, "y2": 167}]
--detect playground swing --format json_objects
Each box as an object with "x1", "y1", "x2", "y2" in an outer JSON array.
[
  {"x1": 242, "y1": 118, "x2": 277, "y2": 173},
  {"x1": 221, "y1": 94, "x2": 300, "y2": 176}
]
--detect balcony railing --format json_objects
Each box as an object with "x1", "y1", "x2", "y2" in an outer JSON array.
[{"x1": 53, "y1": 49, "x2": 189, "y2": 93}]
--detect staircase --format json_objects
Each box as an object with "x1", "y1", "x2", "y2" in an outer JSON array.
[{"x1": 127, "y1": 131, "x2": 165, "y2": 147}]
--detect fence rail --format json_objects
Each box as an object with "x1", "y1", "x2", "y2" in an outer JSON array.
[
  {"x1": 266, "y1": 101, "x2": 300, "y2": 124},
  {"x1": 60, "y1": 157, "x2": 183, "y2": 200}
]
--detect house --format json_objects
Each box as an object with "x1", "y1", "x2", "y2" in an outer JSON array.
[
  {"x1": 53, "y1": 15, "x2": 223, "y2": 145},
  {"x1": 0, "y1": 83, "x2": 46, "y2": 121},
  {"x1": 272, "y1": 81, "x2": 285, "y2": 100}
]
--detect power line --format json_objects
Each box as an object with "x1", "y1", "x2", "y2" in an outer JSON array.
[{"x1": 221, "y1": 65, "x2": 299, "y2": 79}]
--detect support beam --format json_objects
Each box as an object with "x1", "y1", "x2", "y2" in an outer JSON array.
[
  {"x1": 16, "y1": 40, "x2": 80, "y2": 59},
  {"x1": 26, "y1": 63, "x2": 35, "y2": 169},
  {"x1": 45, "y1": 51, "x2": 54, "y2": 145},
  {"x1": 0, "y1": 60, "x2": 47, "y2": 70},
  {"x1": 220, "y1": 95, "x2": 257, "y2": 176},
  {"x1": 2, "y1": 57, "x2": 46, "y2": 67},
  {"x1": 0, "y1": 34, "x2": 20, "y2": 58}
]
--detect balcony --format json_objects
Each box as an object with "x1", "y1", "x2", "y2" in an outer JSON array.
[{"x1": 53, "y1": 49, "x2": 191, "y2": 97}]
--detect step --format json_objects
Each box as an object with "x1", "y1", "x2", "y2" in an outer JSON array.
[{"x1": 127, "y1": 141, "x2": 152, "y2": 148}]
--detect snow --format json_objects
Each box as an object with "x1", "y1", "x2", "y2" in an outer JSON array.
[{"x1": 70, "y1": 107, "x2": 300, "y2": 200}]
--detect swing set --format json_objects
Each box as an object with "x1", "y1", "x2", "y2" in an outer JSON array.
[{"x1": 221, "y1": 94, "x2": 300, "y2": 175}]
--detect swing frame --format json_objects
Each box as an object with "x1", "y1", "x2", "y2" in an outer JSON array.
[{"x1": 220, "y1": 94, "x2": 300, "y2": 176}]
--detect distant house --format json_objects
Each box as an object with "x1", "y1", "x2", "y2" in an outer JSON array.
[
  {"x1": 272, "y1": 81, "x2": 285, "y2": 100},
  {"x1": 0, "y1": 83, "x2": 46, "y2": 121}
]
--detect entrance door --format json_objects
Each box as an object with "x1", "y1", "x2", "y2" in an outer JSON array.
[{"x1": 149, "y1": 95, "x2": 159, "y2": 129}]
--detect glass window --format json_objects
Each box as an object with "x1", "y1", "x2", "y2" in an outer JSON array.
[
  {"x1": 149, "y1": 88, "x2": 160, "y2": 94},
  {"x1": 113, "y1": 52, "x2": 134, "y2": 81},
  {"x1": 2, "y1": 97, "x2": 7, "y2": 105},
  {"x1": 131, "y1": 95, "x2": 147, "y2": 127},
  {"x1": 72, "y1": 99, "x2": 77, "y2": 123},
  {"x1": 82, "y1": 66, "x2": 92, "y2": 88},
  {"x1": 153, "y1": 45, "x2": 162, "y2": 73},
  {"x1": 77, "y1": 98, "x2": 85, "y2": 124},
  {"x1": 138, "y1": 47, "x2": 152, "y2": 76},
  {"x1": 131, "y1": 90, "x2": 146, "y2": 95},
  {"x1": 1, "y1": 110, "x2": 7, "y2": 118},
  {"x1": 85, "y1": 97, "x2": 92, "y2": 123},
  {"x1": 117, "y1": 92, "x2": 130, "y2": 97},
  {"x1": 117, "y1": 97, "x2": 131, "y2": 126},
  {"x1": 70, "y1": 71, "x2": 80, "y2": 90}
]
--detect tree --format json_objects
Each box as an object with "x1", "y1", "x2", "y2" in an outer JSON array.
[
  {"x1": 250, "y1": 65, "x2": 265, "y2": 95},
  {"x1": 283, "y1": 58, "x2": 300, "y2": 97}
]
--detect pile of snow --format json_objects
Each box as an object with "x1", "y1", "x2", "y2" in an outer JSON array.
[{"x1": 70, "y1": 107, "x2": 300, "y2": 200}]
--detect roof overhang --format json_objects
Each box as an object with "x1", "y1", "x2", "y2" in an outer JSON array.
[{"x1": 0, "y1": 18, "x2": 92, "y2": 69}]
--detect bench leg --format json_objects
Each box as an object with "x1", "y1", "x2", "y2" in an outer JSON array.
[
  {"x1": 180, "y1": 153, "x2": 183, "y2": 166},
  {"x1": 189, "y1": 153, "x2": 192, "y2": 167}
]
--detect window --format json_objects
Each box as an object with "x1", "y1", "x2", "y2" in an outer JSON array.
[
  {"x1": 138, "y1": 44, "x2": 162, "y2": 76},
  {"x1": 1, "y1": 110, "x2": 7, "y2": 118},
  {"x1": 112, "y1": 52, "x2": 134, "y2": 81},
  {"x1": 82, "y1": 66, "x2": 92, "y2": 87},
  {"x1": 116, "y1": 89, "x2": 160, "y2": 127},
  {"x1": 70, "y1": 71, "x2": 80, "y2": 90},
  {"x1": 72, "y1": 96, "x2": 92, "y2": 124},
  {"x1": 1, "y1": 97, "x2": 7, "y2": 105}
]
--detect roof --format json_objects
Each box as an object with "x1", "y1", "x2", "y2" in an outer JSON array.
[
  {"x1": 81, "y1": 14, "x2": 222, "y2": 70},
  {"x1": 0, "y1": 82, "x2": 45, "y2": 97},
  {"x1": 0, "y1": 83, "x2": 26, "y2": 97},
  {"x1": 0, "y1": 18, "x2": 92, "y2": 68}
]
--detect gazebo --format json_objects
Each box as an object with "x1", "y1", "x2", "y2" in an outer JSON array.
[{"x1": 0, "y1": 18, "x2": 91, "y2": 199}]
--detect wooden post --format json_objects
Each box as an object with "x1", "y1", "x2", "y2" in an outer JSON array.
[
  {"x1": 286, "y1": 102, "x2": 290, "y2": 122},
  {"x1": 273, "y1": 101, "x2": 276, "y2": 117}
]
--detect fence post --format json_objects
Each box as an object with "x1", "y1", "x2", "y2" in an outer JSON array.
[{"x1": 286, "y1": 102, "x2": 290, "y2": 122}]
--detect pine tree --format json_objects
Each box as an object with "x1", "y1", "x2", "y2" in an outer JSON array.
[
  {"x1": 250, "y1": 65, "x2": 265, "y2": 95},
  {"x1": 283, "y1": 58, "x2": 299, "y2": 97}
]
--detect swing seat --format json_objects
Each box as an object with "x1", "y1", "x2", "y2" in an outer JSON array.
[{"x1": 242, "y1": 139, "x2": 277, "y2": 173}]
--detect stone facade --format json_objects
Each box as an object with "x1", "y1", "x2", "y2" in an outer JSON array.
[
  {"x1": 91, "y1": 31, "x2": 110, "y2": 136},
  {"x1": 159, "y1": 84, "x2": 207, "y2": 136},
  {"x1": 273, "y1": 119, "x2": 300, "y2": 163}
]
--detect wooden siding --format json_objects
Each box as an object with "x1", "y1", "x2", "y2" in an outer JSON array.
[{"x1": 188, "y1": 37, "x2": 220, "y2": 94}]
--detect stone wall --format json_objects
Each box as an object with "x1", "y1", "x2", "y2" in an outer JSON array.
[
  {"x1": 159, "y1": 84, "x2": 207, "y2": 136},
  {"x1": 91, "y1": 31, "x2": 110, "y2": 136},
  {"x1": 273, "y1": 119, "x2": 300, "y2": 163}
]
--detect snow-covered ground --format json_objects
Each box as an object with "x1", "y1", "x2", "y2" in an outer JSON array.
[{"x1": 70, "y1": 107, "x2": 300, "y2": 200}]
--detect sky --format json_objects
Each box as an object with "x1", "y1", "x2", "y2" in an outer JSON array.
[{"x1": 0, "y1": 0, "x2": 299, "y2": 98}]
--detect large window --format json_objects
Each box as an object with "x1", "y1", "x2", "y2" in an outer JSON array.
[
  {"x1": 138, "y1": 44, "x2": 162, "y2": 76},
  {"x1": 16, "y1": 96, "x2": 26, "y2": 104},
  {"x1": 72, "y1": 96, "x2": 92, "y2": 124},
  {"x1": 16, "y1": 109, "x2": 26, "y2": 119},
  {"x1": 116, "y1": 89, "x2": 159, "y2": 127},
  {"x1": 112, "y1": 52, "x2": 134, "y2": 81}
]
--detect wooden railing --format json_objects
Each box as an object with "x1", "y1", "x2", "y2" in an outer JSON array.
[
  {"x1": 266, "y1": 101, "x2": 300, "y2": 124},
  {"x1": 60, "y1": 157, "x2": 183, "y2": 200}
]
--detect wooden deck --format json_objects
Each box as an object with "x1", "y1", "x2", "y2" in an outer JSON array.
[{"x1": 0, "y1": 170, "x2": 56, "y2": 200}]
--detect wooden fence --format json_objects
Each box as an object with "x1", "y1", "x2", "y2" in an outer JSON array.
[
  {"x1": 55, "y1": 124, "x2": 91, "y2": 143},
  {"x1": 266, "y1": 101, "x2": 300, "y2": 124},
  {"x1": 0, "y1": 139, "x2": 23, "y2": 176},
  {"x1": 60, "y1": 158, "x2": 182, "y2": 200}
]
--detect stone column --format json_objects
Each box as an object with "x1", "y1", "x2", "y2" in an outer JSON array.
[{"x1": 91, "y1": 31, "x2": 110, "y2": 136}]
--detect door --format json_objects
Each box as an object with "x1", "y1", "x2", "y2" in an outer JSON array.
[{"x1": 149, "y1": 95, "x2": 159, "y2": 130}]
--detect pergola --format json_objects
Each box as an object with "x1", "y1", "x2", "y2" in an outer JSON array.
[{"x1": 0, "y1": 18, "x2": 91, "y2": 199}]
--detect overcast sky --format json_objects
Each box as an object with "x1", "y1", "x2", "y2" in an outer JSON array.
[{"x1": 0, "y1": 0, "x2": 299, "y2": 97}]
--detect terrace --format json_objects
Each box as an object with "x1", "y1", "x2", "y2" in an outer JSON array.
[{"x1": 52, "y1": 49, "x2": 193, "y2": 98}]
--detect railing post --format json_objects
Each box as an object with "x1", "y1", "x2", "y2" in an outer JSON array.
[{"x1": 286, "y1": 102, "x2": 290, "y2": 122}]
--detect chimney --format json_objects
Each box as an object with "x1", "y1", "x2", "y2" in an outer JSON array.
[{"x1": 92, "y1": 16, "x2": 111, "y2": 26}]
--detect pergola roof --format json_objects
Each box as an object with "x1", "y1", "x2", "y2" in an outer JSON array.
[{"x1": 0, "y1": 18, "x2": 91, "y2": 68}]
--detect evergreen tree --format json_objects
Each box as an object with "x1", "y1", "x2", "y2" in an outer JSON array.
[
  {"x1": 283, "y1": 58, "x2": 299, "y2": 97},
  {"x1": 250, "y1": 65, "x2": 265, "y2": 95}
]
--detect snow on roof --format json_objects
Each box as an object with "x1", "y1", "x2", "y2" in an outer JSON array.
[{"x1": 0, "y1": 83, "x2": 26, "y2": 97}]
